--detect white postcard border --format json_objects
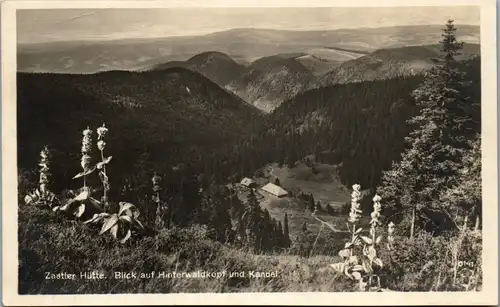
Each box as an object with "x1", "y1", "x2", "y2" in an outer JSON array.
[{"x1": 2, "y1": 0, "x2": 497, "y2": 305}]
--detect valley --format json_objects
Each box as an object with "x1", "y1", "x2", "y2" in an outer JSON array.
[
  {"x1": 17, "y1": 52, "x2": 481, "y2": 239},
  {"x1": 16, "y1": 18, "x2": 484, "y2": 295},
  {"x1": 225, "y1": 57, "x2": 317, "y2": 112}
]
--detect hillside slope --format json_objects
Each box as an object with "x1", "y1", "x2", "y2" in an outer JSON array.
[
  {"x1": 225, "y1": 57, "x2": 317, "y2": 112},
  {"x1": 18, "y1": 204, "x2": 350, "y2": 294},
  {"x1": 259, "y1": 57, "x2": 481, "y2": 189},
  {"x1": 17, "y1": 67, "x2": 263, "y2": 192},
  {"x1": 295, "y1": 54, "x2": 343, "y2": 76},
  {"x1": 150, "y1": 51, "x2": 246, "y2": 87},
  {"x1": 318, "y1": 43, "x2": 480, "y2": 86}
]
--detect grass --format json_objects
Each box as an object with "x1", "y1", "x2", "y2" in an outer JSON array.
[
  {"x1": 232, "y1": 162, "x2": 371, "y2": 249},
  {"x1": 18, "y1": 177, "x2": 482, "y2": 294},
  {"x1": 260, "y1": 162, "x2": 351, "y2": 208},
  {"x1": 19, "y1": 204, "x2": 355, "y2": 294}
]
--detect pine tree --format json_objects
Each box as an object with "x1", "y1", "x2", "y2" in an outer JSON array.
[
  {"x1": 286, "y1": 147, "x2": 297, "y2": 168},
  {"x1": 176, "y1": 170, "x2": 202, "y2": 226},
  {"x1": 377, "y1": 20, "x2": 480, "y2": 235},
  {"x1": 244, "y1": 189, "x2": 263, "y2": 251},
  {"x1": 229, "y1": 191, "x2": 245, "y2": 221},
  {"x1": 262, "y1": 209, "x2": 273, "y2": 251},
  {"x1": 196, "y1": 194, "x2": 212, "y2": 225},
  {"x1": 440, "y1": 134, "x2": 481, "y2": 230},
  {"x1": 307, "y1": 194, "x2": 315, "y2": 212},
  {"x1": 208, "y1": 189, "x2": 233, "y2": 243},
  {"x1": 283, "y1": 213, "x2": 291, "y2": 247},
  {"x1": 272, "y1": 217, "x2": 280, "y2": 247},
  {"x1": 325, "y1": 203, "x2": 335, "y2": 216},
  {"x1": 274, "y1": 177, "x2": 281, "y2": 186},
  {"x1": 316, "y1": 200, "x2": 322, "y2": 212},
  {"x1": 277, "y1": 221, "x2": 284, "y2": 246}
]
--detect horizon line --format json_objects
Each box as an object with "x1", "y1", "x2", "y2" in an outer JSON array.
[{"x1": 17, "y1": 23, "x2": 480, "y2": 46}]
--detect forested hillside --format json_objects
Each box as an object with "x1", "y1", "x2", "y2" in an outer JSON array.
[
  {"x1": 225, "y1": 57, "x2": 317, "y2": 112},
  {"x1": 18, "y1": 50, "x2": 481, "y2": 215},
  {"x1": 17, "y1": 67, "x2": 264, "y2": 195},
  {"x1": 262, "y1": 55, "x2": 480, "y2": 189},
  {"x1": 151, "y1": 51, "x2": 246, "y2": 87},
  {"x1": 18, "y1": 20, "x2": 484, "y2": 294},
  {"x1": 318, "y1": 43, "x2": 480, "y2": 86}
]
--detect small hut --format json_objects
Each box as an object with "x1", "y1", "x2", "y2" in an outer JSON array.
[
  {"x1": 240, "y1": 177, "x2": 257, "y2": 188},
  {"x1": 261, "y1": 183, "x2": 288, "y2": 198}
]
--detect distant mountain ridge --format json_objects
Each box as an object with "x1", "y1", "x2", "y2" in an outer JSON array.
[
  {"x1": 148, "y1": 42, "x2": 480, "y2": 112},
  {"x1": 17, "y1": 25, "x2": 479, "y2": 74},
  {"x1": 317, "y1": 43, "x2": 480, "y2": 86},
  {"x1": 150, "y1": 51, "x2": 246, "y2": 87}
]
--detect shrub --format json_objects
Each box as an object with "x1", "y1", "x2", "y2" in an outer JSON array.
[
  {"x1": 19, "y1": 204, "x2": 222, "y2": 294},
  {"x1": 19, "y1": 203, "x2": 355, "y2": 294},
  {"x1": 289, "y1": 228, "x2": 346, "y2": 258},
  {"x1": 379, "y1": 229, "x2": 482, "y2": 291}
]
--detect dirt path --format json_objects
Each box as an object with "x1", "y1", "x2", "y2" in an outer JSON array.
[{"x1": 268, "y1": 166, "x2": 277, "y2": 179}]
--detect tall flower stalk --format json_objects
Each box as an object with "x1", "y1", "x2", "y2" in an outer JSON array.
[
  {"x1": 387, "y1": 221, "x2": 395, "y2": 250},
  {"x1": 62, "y1": 126, "x2": 103, "y2": 218},
  {"x1": 363, "y1": 194, "x2": 383, "y2": 291},
  {"x1": 24, "y1": 146, "x2": 56, "y2": 207},
  {"x1": 152, "y1": 173, "x2": 165, "y2": 229},
  {"x1": 80, "y1": 127, "x2": 93, "y2": 188},
  {"x1": 96, "y1": 124, "x2": 112, "y2": 210},
  {"x1": 331, "y1": 185, "x2": 387, "y2": 292},
  {"x1": 348, "y1": 184, "x2": 362, "y2": 240},
  {"x1": 38, "y1": 146, "x2": 51, "y2": 193},
  {"x1": 370, "y1": 195, "x2": 382, "y2": 241}
]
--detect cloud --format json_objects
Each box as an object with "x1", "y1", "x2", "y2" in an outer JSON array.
[
  {"x1": 17, "y1": 7, "x2": 480, "y2": 44},
  {"x1": 65, "y1": 11, "x2": 100, "y2": 22}
]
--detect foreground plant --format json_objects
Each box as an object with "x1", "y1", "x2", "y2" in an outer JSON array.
[
  {"x1": 24, "y1": 125, "x2": 152, "y2": 244},
  {"x1": 330, "y1": 184, "x2": 391, "y2": 291},
  {"x1": 96, "y1": 124, "x2": 112, "y2": 211},
  {"x1": 53, "y1": 127, "x2": 103, "y2": 218},
  {"x1": 152, "y1": 173, "x2": 167, "y2": 230},
  {"x1": 387, "y1": 221, "x2": 395, "y2": 250},
  {"x1": 85, "y1": 202, "x2": 145, "y2": 243},
  {"x1": 74, "y1": 127, "x2": 96, "y2": 186},
  {"x1": 24, "y1": 146, "x2": 57, "y2": 208},
  {"x1": 52, "y1": 187, "x2": 105, "y2": 218}
]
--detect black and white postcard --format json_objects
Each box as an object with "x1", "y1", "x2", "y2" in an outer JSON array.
[{"x1": 2, "y1": 0, "x2": 498, "y2": 305}]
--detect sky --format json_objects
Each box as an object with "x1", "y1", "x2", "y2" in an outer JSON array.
[{"x1": 17, "y1": 7, "x2": 480, "y2": 44}]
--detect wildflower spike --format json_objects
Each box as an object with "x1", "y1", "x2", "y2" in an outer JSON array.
[
  {"x1": 348, "y1": 184, "x2": 362, "y2": 224},
  {"x1": 96, "y1": 123, "x2": 111, "y2": 209},
  {"x1": 387, "y1": 221, "x2": 395, "y2": 250},
  {"x1": 24, "y1": 146, "x2": 57, "y2": 208},
  {"x1": 152, "y1": 172, "x2": 167, "y2": 230}
]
